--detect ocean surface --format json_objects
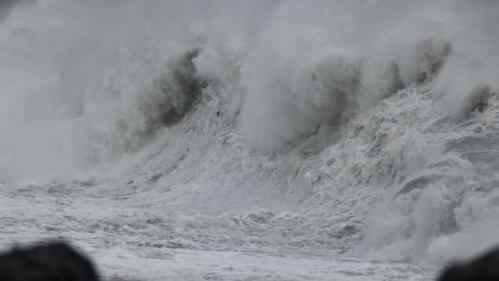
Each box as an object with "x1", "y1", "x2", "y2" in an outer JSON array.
[{"x1": 0, "y1": 1, "x2": 498, "y2": 280}]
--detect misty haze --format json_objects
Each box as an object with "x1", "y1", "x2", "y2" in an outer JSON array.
[{"x1": 0, "y1": 1, "x2": 498, "y2": 280}]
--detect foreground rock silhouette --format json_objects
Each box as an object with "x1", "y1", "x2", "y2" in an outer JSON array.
[
  {"x1": 439, "y1": 246, "x2": 499, "y2": 281},
  {"x1": 0, "y1": 241, "x2": 99, "y2": 281},
  {"x1": 2, "y1": 239, "x2": 499, "y2": 281}
]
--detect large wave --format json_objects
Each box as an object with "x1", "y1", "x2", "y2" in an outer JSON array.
[{"x1": 1, "y1": 0, "x2": 499, "y2": 266}]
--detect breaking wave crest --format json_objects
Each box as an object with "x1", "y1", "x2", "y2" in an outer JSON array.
[{"x1": 1, "y1": 0, "x2": 499, "y2": 266}]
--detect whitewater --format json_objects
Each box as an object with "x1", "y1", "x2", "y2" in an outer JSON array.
[{"x1": 1, "y1": 0, "x2": 499, "y2": 280}]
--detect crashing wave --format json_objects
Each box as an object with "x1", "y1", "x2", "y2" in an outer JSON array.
[
  {"x1": 1, "y1": 0, "x2": 499, "y2": 268},
  {"x1": 134, "y1": 49, "x2": 207, "y2": 133}
]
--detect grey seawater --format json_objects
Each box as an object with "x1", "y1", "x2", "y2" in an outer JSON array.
[{"x1": 1, "y1": 1, "x2": 499, "y2": 280}]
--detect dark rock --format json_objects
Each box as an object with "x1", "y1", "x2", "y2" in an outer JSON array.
[
  {"x1": 438, "y1": 245, "x2": 499, "y2": 281},
  {"x1": 0, "y1": 240, "x2": 99, "y2": 281}
]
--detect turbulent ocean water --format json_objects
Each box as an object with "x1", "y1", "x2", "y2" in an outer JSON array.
[{"x1": 1, "y1": 1, "x2": 499, "y2": 280}]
